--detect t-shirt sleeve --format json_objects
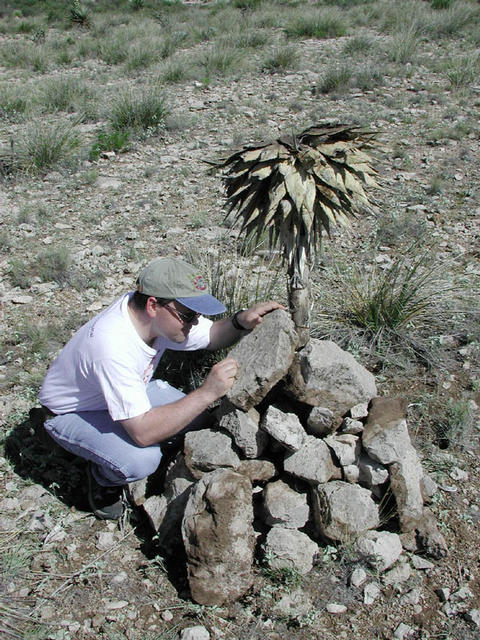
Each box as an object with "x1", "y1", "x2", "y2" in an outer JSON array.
[
  {"x1": 92, "y1": 358, "x2": 152, "y2": 422},
  {"x1": 163, "y1": 316, "x2": 213, "y2": 351}
]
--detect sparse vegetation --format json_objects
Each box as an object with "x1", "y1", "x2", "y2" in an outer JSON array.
[{"x1": 1, "y1": 1, "x2": 480, "y2": 638}]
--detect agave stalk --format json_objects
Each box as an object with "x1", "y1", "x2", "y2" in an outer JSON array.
[{"x1": 216, "y1": 124, "x2": 380, "y2": 345}]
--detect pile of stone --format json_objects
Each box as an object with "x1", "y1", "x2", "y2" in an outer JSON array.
[{"x1": 131, "y1": 310, "x2": 447, "y2": 606}]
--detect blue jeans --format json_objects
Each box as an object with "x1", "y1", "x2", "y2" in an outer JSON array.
[{"x1": 44, "y1": 380, "x2": 193, "y2": 487}]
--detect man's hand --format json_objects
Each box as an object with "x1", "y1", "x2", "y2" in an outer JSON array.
[
  {"x1": 201, "y1": 357, "x2": 239, "y2": 398},
  {"x1": 235, "y1": 301, "x2": 285, "y2": 331}
]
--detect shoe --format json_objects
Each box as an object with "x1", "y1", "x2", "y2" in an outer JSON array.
[{"x1": 87, "y1": 463, "x2": 124, "y2": 521}]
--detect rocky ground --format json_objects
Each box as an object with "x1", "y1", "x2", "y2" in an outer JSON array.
[{"x1": 1, "y1": 1, "x2": 480, "y2": 638}]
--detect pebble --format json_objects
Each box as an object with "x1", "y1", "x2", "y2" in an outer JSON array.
[
  {"x1": 104, "y1": 600, "x2": 129, "y2": 611},
  {"x1": 326, "y1": 603, "x2": 347, "y2": 614},
  {"x1": 180, "y1": 626, "x2": 211, "y2": 640},
  {"x1": 393, "y1": 622, "x2": 416, "y2": 639},
  {"x1": 350, "y1": 567, "x2": 367, "y2": 587},
  {"x1": 465, "y1": 609, "x2": 480, "y2": 627},
  {"x1": 96, "y1": 531, "x2": 116, "y2": 550},
  {"x1": 411, "y1": 555, "x2": 434, "y2": 570},
  {"x1": 161, "y1": 609, "x2": 174, "y2": 621},
  {"x1": 11, "y1": 295, "x2": 33, "y2": 304},
  {"x1": 436, "y1": 587, "x2": 450, "y2": 602},
  {"x1": 364, "y1": 582, "x2": 381, "y2": 605}
]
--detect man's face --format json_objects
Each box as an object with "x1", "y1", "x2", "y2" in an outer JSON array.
[{"x1": 154, "y1": 300, "x2": 200, "y2": 343}]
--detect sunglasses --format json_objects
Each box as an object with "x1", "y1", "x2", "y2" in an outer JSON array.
[{"x1": 162, "y1": 302, "x2": 199, "y2": 324}]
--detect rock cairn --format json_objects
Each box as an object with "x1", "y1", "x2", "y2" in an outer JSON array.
[{"x1": 133, "y1": 310, "x2": 447, "y2": 606}]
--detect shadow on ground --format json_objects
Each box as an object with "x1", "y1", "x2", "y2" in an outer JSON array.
[{"x1": 4, "y1": 414, "x2": 90, "y2": 513}]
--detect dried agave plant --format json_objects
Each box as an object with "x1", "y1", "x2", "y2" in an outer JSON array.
[{"x1": 216, "y1": 123, "x2": 380, "y2": 345}]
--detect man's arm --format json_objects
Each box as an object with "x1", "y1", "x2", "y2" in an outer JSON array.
[
  {"x1": 207, "y1": 301, "x2": 285, "y2": 350},
  {"x1": 120, "y1": 357, "x2": 238, "y2": 447}
]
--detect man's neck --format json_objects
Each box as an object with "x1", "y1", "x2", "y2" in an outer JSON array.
[{"x1": 127, "y1": 299, "x2": 155, "y2": 346}]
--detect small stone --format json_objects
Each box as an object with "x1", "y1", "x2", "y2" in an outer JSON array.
[
  {"x1": 401, "y1": 588, "x2": 421, "y2": 606},
  {"x1": 449, "y1": 467, "x2": 469, "y2": 481},
  {"x1": 341, "y1": 418, "x2": 364, "y2": 434},
  {"x1": 104, "y1": 600, "x2": 128, "y2": 611},
  {"x1": 349, "y1": 567, "x2": 367, "y2": 588},
  {"x1": 350, "y1": 402, "x2": 369, "y2": 419},
  {"x1": 180, "y1": 626, "x2": 210, "y2": 640},
  {"x1": 326, "y1": 603, "x2": 347, "y2": 614},
  {"x1": 465, "y1": 609, "x2": 480, "y2": 627},
  {"x1": 161, "y1": 610, "x2": 174, "y2": 622},
  {"x1": 96, "y1": 531, "x2": 116, "y2": 551},
  {"x1": 435, "y1": 588, "x2": 450, "y2": 602},
  {"x1": 393, "y1": 622, "x2": 416, "y2": 639},
  {"x1": 450, "y1": 586, "x2": 473, "y2": 602},
  {"x1": 364, "y1": 582, "x2": 381, "y2": 605},
  {"x1": 411, "y1": 555, "x2": 434, "y2": 570},
  {"x1": 11, "y1": 295, "x2": 33, "y2": 304}
]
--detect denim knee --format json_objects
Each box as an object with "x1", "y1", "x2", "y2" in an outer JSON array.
[{"x1": 120, "y1": 445, "x2": 162, "y2": 483}]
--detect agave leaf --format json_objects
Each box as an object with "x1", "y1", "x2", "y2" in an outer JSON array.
[
  {"x1": 345, "y1": 150, "x2": 373, "y2": 165},
  {"x1": 313, "y1": 163, "x2": 348, "y2": 194},
  {"x1": 260, "y1": 143, "x2": 290, "y2": 162},
  {"x1": 277, "y1": 160, "x2": 294, "y2": 177},
  {"x1": 285, "y1": 169, "x2": 307, "y2": 212},
  {"x1": 267, "y1": 182, "x2": 287, "y2": 217},
  {"x1": 250, "y1": 164, "x2": 273, "y2": 180},
  {"x1": 316, "y1": 141, "x2": 353, "y2": 158},
  {"x1": 304, "y1": 175, "x2": 316, "y2": 213},
  {"x1": 241, "y1": 147, "x2": 266, "y2": 163}
]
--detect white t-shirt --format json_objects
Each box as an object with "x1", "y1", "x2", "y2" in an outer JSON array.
[{"x1": 39, "y1": 293, "x2": 213, "y2": 421}]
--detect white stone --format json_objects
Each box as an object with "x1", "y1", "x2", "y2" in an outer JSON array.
[
  {"x1": 284, "y1": 435, "x2": 334, "y2": 484},
  {"x1": 260, "y1": 406, "x2": 306, "y2": 451},
  {"x1": 324, "y1": 434, "x2": 360, "y2": 466},
  {"x1": 364, "y1": 582, "x2": 381, "y2": 605},
  {"x1": 307, "y1": 407, "x2": 335, "y2": 436},
  {"x1": 262, "y1": 480, "x2": 309, "y2": 529},
  {"x1": 326, "y1": 603, "x2": 347, "y2": 614},
  {"x1": 341, "y1": 417, "x2": 364, "y2": 434},
  {"x1": 465, "y1": 609, "x2": 480, "y2": 627},
  {"x1": 393, "y1": 622, "x2": 416, "y2": 639},
  {"x1": 355, "y1": 531, "x2": 403, "y2": 572},
  {"x1": 180, "y1": 626, "x2": 210, "y2": 640},
  {"x1": 350, "y1": 402, "x2": 369, "y2": 419},
  {"x1": 349, "y1": 567, "x2": 367, "y2": 587},
  {"x1": 263, "y1": 528, "x2": 318, "y2": 575},
  {"x1": 411, "y1": 555, "x2": 434, "y2": 570}
]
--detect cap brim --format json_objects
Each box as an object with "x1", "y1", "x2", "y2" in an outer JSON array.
[{"x1": 176, "y1": 294, "x2": 226, "y2": 316}]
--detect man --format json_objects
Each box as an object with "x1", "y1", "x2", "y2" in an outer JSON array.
[{"x1": 38, "y1": 257, "x2": 282, "y2": 520}]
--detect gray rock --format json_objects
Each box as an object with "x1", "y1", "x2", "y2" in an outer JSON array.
[
  {"x1": 324, "y1": 433, "x2": 361, "y2": 467},
  {"x1": 383, "y1": 561, "x2": 411, "y2": 587},
  {"x1": 340, "y1": 417, "x2": 364, "y2": 434},
  {"x1": 349, "y1": 567, "x2": 367, "y2": 588},
  {"x1": 465, "y1": 609, "x2": 480, "y2": 627},
  {"x1": 237, "y1": 459, "x2": 277, "y2": 483},
  {"x1": 144, "y1": 453, "x2": 196, "y2": 545},
  {"x1": 358, "y1": 453, "x2": 389, "y2": 488},
  {"x1": 216, "y1": 401, "x2": 267, "y2": 459},
  {"x1": 287, "y1": 339, "x2": 377, "y2": 420},
  {"x1": 420, "y1": 473, "x2": 438, "y2": 503},
  {"x1": 263, "y1": 527, "x2": 318, "y2": 575},
  {"x1": 260, "y1": 406, "x2": 306, "y2": 451},
  {"x1": 184, "y1": 429, "x2": 240, "y2": 479},
  {"x1": 284, "y1": 435, "x2": 335, "y2": 484},
  {"x1": 182, "y1": 469, "x2": 255, "y2": 605},
  {"x1": 411, "y1": 555, "x2": 434, "y2": 570},
  {"x1": 343, "y1": 464, "x2": 360, "y2": 484},
  {"x1": 226, "y1": 309, "x2": 299, "y2": 410},
  {"x1": 311, "y1": 481, "x2": 379, "y2": 542},
  {"x1": 362, "y1": 398, "x2": 425, "y2": 532},
  {"x1": 349, "y1": 402, "x2": 369, "y2": 420},
  {"x1": 262, "y1": 480, "x2": 309, "y2": 529},
  {"x1": 415, "y1": 507, "x2": 448, "y2": 559},
  {"x1": 180, "y1": 626, "x2": 210, "y2": 640},
  {"x1": 355, "y1": 531, "x2": 403, "y2": 572},
  {"x1": 326, "y1": 603, "x2": 347, "y2": 614},
  {"x1": 393, "y1": 623, "x2": 416, "y2": 639},
  {"x1": 364, "y1": 582, "x2": 381, "y2": 605},
  {"x1": 273, "y1": 588, "x2": 312, "y2": 619},
  {"x1": 306, "y1": 406, "x2": 335, "y2": 436},
  {"x1": 362, "y1": 398, "x2": 411, "y2": 464},
  {"x1": 127, "y1": 477, "x2": 148, "y2": 506}
]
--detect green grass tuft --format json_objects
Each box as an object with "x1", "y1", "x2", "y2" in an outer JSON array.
[{"x1": 108, "y1": 88, "x2": 170, "y2": 133}]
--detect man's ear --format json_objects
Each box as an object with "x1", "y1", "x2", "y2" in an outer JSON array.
[{"x1": 145, "y1": 296, "x2": 158, "y2": 318}]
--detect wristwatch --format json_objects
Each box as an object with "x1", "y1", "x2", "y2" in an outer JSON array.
[{"x1": 231, "y1": 309, "x2": 248, "y2": 331}]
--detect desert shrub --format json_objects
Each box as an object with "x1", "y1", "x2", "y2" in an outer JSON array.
[
  {"x1": 125, "y1": 41, "x2": 161, "y2": 71},
  {"x1": 37, "y1": 245, "x2": 72, "y2": 285},
  {"x1": 354, "y1": 65, "x2": 384, "y2": 91},
  {"x1": 388, "y1": 25, "x2": 421, "y2": 63},
  {"x1": 316, "y1": 65, "x2": 352, "y2": 93},
  {"x1": 89, "y1": 130, "x2": 130, "y2": 160},
  {"x1": 69, "y1": 1, "x2": 91, "y2": 28},
  {"x1": 0, "y1": 86, "x2": 30, "y2": 122},
  {"x1": 1, "y1": 39, "x2": 49, "y2": 71},
  {"x1": 8, "y1": 258, "x2": 30, "y2": 289},
  {"x1": 198, "y1": 43, "x2": 244, "y2": 78},
  {"x1": 285, "y1": 9, "x2": 348, "y2": 39},
  {"x1": 108, "y1": 88, "x2": 170, "y2": 133},
  {"x1": 39, "y1": 76, "x2": 87, "y2": 112},
  {"x1": 262, "y1": 44, "x2": 299, "y2": 73},
  {"x1": 232, "y1": 29, "x2": 270, "y2": 49},
  {"x1": 129, "y1": 0, "x2": 145, "y2": 9},
  {"x1": 342, "y1": 34, "x2": 375, "y2": 56},
  {"x1": 159, "y1": 58, "x2": 191, "y2": 83},
  {"x1": 429, "y1": 0, "x2": 452, "y2": 8},
  {"x1": 443, "y1": 53, "x2": 480, "y2": 89},
  {"x1": 18, "y1": 119, "x2": 81, "y2": 172}
]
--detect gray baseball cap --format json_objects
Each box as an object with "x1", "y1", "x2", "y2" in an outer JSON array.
[{"x1": 136, "y1": 257, "x2": 226, "y2": 315}]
